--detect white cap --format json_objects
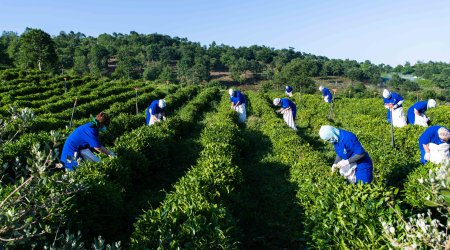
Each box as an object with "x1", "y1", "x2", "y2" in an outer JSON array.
[
  {"x1": 273, "y1": 98, "x2": 281, "y2": 106},
  {"x1": 438, "y1": 127, "x2": 450, "y2": 142},
  {"x1": 228, "y1": 89, "x2": 234, "y2": 96},
  {"x1": 427, "y1": 99, "x2": 436, "y2": 108},
  {"x1": 382, "y1": 89, "x2": 391, "y2": 99},
  {"x1": 319, "y1": 125, "x2": 340, "y2": 143},
  {"x1": 319, "y1": 86, "x2": 324, "y2": 91},
  {"x1": 158, "y1": 99, "x2": 166, "y2": 108}
]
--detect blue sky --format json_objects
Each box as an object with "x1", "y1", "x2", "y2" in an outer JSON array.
[{"x1": 2, "y1": 0, "x2": 450, "y2": 66}]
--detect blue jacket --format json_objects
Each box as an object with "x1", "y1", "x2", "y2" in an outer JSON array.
[
  {"x1": 407, "y1": 101, "x2": 428, "y2": 124},
  {"x1": 280, "y1": 98, "x2": 297, "y2": 119},
  {"x1": 418, "y1": 125, "x2": 449, "y2": 164},
  {"x1": 230, "y1": 91, "x2": 246, "y2": 105},
  {"x1": 60, "y1": 122, "x2": 102, "y2": 171},
  {"x1": 333, "y1": 129, "x2": 373, "y2": 183},
  {"x1": 146, "y1": 100, "x2": 165, "y2": 125},
  {"x1": 383, "y1": 92, "x2": 404, "y2": 123},
  {"x1": 322, "y1": 88, "x2": 333, "y2": 103}
]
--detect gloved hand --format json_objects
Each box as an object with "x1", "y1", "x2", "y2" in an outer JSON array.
[
  {"x1": 162, "y1": 116, "x2": 167, "y2": 121},
  {"x1": 337, "y1": 159, "x2": 350, "y2": 168},
  {"x1": 424, "y1": 152, "x2": 430, "y2": 161},
  {"x1": 331, "y1": 164, "x2": 339, "y2": 173}
]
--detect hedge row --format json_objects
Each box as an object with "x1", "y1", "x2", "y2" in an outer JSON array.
[
  {"x1": 130, "y1": 92, "x2": 242, "y2": 249},
  {"x1": 250, "y1": 92, "x2": 399, "y2": 248}
]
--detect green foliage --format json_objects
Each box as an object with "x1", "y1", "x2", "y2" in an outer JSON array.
[
  {"x1": 274, "y1": 58, "x2": 316, "y2": 93},
  {"x1": 142, "y1": 62, "x2": 162, "y2": 81},
  {"x1": 0, "y1": 130, "x2": 82, "y2": 248},
  {"x1": 387, "y1": 74, "x2": 420, "y2": 93},
  {"x1": 0, "y1": 66, "x2": 449, "y2": 248},
  {"x1": 18, "y1": 28, "x2": 58, "y2": 71},
  {"x1": 131, "y1": 93, "x2": 242, "y2": 249}
]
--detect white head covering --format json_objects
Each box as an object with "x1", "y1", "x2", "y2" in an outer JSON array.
[
  {"x1": 382, "y1": 89, "x2": 391, "y2": 99},
  {"x1": 273, "y1": 98, "x2": 281, "y2": 106},
  {"x1": 319, "y1": 125, "x2": 340, "y2": 143},
  {"x1": 228, "y1": 88, "x2": 234, "y2": 96},
  {"x1": 158, "y1": 99, "x2": 166, "y2": 109},
  {"x1": 427, "y1": 99, "x2": 436, "y2": 109},
  {"x1": 319, "y1": 86, "x2": 324, "y2": 91},
  {"x1": 438, "y1": 127, "x2": 450, "y2": 142}
]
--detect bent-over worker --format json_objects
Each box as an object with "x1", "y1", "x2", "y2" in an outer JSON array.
[
  {"x1": 407, "y1": 99, "x2": 436, "y2": 127},
  {"x1": 229, "y1": 88, "x2": 247, "y2": 123},
  {"x1": 273, "y1": 98, "x2": 297, "y2": 130},
  {"x1": 382, "y1": 89, "x2": 406, "y2": 127},
  {"x1": 146, "y1": 99, "x2": 166, "y2": 126},
  {"x1": 60, "y1": 111, "x2": 116, "y2": 171},
  {"x1": 319, "y1": 125, "x2": 373, "y2": 184},
  {"x1": 418, "y1": 126, "x2": 449, "y2": 164}
]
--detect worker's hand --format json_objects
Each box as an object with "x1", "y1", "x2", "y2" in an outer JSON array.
[
  {"x1": 337, "y1": 159, "x2": 350, "y2": 168},
  {"x1": 109, "y1": 151, "x2": 117, "y2": 158},
  {"x1": 331, "y1": 164, "x2": 339, "y2": 173},
  {"x1": 162, "y1": 116, "x2": 167, "y2": 121},
  {"x1": 424, "y1": 152, "x2": 431, "y2": 161}
]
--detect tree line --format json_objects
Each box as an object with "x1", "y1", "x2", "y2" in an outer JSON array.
[{"x1": 0, "y1": 28, "x2": 449, "y2": 98}]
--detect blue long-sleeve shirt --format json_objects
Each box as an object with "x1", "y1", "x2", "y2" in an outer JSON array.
[
  {"x1": 407, "y1": 101, "x2": 428, "y2": 124},
  {"x1": 230, "y1": 91, "x2": 246, "y2": 105},
  {"x1": 322, "y1": 88, "x2": 333, "y2": 103},
  {"x1": 60, "y1": 123, "x2": 102, "y2": 171}
]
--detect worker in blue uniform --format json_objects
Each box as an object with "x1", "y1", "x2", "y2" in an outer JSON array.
[
  {"x1": 418, "y1": 126, "x2": 449, "y2": 164},
  {"x1": 285, "y1": 85, "x2": 293, "y2": 97},
  {"x1": 60, "y1": 112, "x2": 116, "y2": 171},
  {"x1": 229, "y1": 88, "x2": 247, "y2": 123},
  {"x1": 407, "y1": 99, "x2": 436, "y2": 126},
  {"x1": 273, "y1": 97, "x2": 297, "y2": 130},
  {"x1": 319, "y1": 125, "x2": 373, "y2": 184},
  {"x1": 319, "y1": 86, "x2": 333, "y2": 103},
  {"x1": 382, "y1": 89, "x2": 406, "y2": 127},
  {"x1": 146, "y1": 99, "x2": 166, "y2": 126}
]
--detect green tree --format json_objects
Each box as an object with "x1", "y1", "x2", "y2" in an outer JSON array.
[
  {"x1": 0, "y1": 32, "x2": 18, "y2": 68},
  {"x1": 18, "y1": 28, "x2": 58, "y2": 71},
  {"x1": 145, "y1": 44, "x2": 160, "y2": 62},
  {"x1": 73, "y1": 49, "x2": 89, "y2": 75},
  {"x1": 345, "y1": 67, "x2": 363, "y2": 82},
  {"x1": 176, "y1": 57, "x2": 191, "y2": 83},
  {"x1": 158, "y1": 65, "x2": 175, "y2": 83},
  {"x1": 0, "y1": 41, "x2": 9, "y2": 68},
  {"x1": 1, "y1": 31, "x2": 20, "y2": 67},
  {"x1": 274, "y1": 58, "x2": 316, "y2": 93},
  {"x1": 88, "y1": 44, "x2": 109, "y2": 76},
  {"x1": 143, "y1": 62, "x2": 163, "y2": 81},
  {"x1": 229, "y1": 58, "x2": 248, "y2": 83},
  {"x1": 192, "y1": 55, "x2": 210, "y2": 83},
  {"x1": 114, "y1": 48, "x2": 141, "y2": 79},
  {"x1": 402, "y1": 61, "x2": 414, "y2": 74},
  {"x1": 254, "y1": 46, "x2": 274, "y2": 64}
]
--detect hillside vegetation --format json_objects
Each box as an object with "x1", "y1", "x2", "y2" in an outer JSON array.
[{"x1": 0, "y1": 68, "x2": 449, "y2": 248}]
